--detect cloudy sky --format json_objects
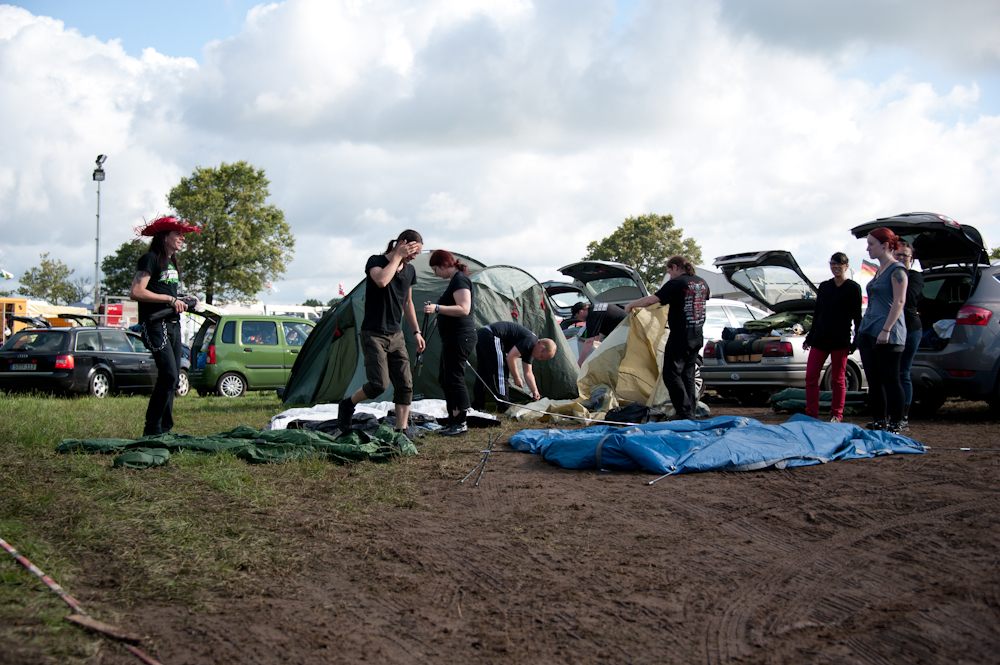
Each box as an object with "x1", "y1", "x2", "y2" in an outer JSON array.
[{"x1": 2, "y1": 0, "x2": 999, "y2": 305}]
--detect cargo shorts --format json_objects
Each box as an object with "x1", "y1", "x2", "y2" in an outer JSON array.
[{"x1": 360, "y1": 330, "x2": 413, "y2": 405}]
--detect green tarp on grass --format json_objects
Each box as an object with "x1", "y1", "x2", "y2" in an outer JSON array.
[
  {"x1": 769, "y1": 388, "x2": 869, "y2": 415},
  {"x1": 56, "y1": 424, "x2": 418, "y2": 467}
]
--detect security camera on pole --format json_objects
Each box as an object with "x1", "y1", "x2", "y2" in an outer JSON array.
[{"x1": 93, "y1": 154, "x2": 106, "y2": 319}]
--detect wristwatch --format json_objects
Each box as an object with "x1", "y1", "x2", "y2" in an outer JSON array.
[{"x1": 436, "y1": 304, "x2": 440, "y2": 313}]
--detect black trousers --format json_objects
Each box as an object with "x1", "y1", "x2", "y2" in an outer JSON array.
[
  {"x1": 144, "y1": 319, "x2": 181, "y2": 436},
  {"x1": 663, "y1": 335, "x2": 702, "y2": 420},
  {"x1": 439, "y1": 332, "x2": 476, "y2": 414},
  {"x1": 473, "y1": 327, "x2": 508, "y2": 409},
  {"x1": 858, "y1": 333, "x2": 905, "y2": 422}
]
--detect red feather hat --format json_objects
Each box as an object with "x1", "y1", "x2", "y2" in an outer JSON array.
[{"x1": 136, "y1": 216, "x2": 202, "y2": 237}]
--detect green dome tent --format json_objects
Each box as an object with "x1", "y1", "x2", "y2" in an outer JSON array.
[{"x1": 282, "y1": 252, "x2": 580, "y2": 407}]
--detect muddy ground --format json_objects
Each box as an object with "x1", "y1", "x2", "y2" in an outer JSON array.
[{"x1": 13, "y1": 400, "x2": 1000, "y2": 664}]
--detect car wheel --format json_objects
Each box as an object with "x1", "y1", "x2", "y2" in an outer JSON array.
[
  {"x1": 912, "y1": 389, "x2": 945, "y2": 415},
  {"x1": 735, "y1": 388, "x2": 773, "y2": 407},
  {"x1": 821, "y1": 361, "x2": 863, "y2": 392},
  {"x1": 216, "y1": 372, "x2": 247, "y2": 398},
  {"x1": 89, "y1": 370, "x2": 111, "y2": 399},
  {"x1": 175, "y1": 369, "x2": 190, "y2": 397},
  {"x1": 694, "y1": 357, "x2": 705, "y2": 399}
]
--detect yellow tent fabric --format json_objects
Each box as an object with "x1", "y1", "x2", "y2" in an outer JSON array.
[
  {"x1": 506, "y1": 398, "x2": 594, "y2": 424},
  {"x1": 576, "y1": 322, "x2": 631, "y2": 399},
  {"x1": 572, "y1": 304, "x2": 708, "y2": 418},
  {"x1": 615, "y1": 305, "x2": 670, "y2": 403}
]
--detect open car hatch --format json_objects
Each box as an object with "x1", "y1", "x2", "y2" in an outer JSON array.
[
  {"x1": 850, "y1": 212, "x2": 989, "y2": 272},
  {"x1": 713, "y1": 250, "x2": 817, "y2": 312},
  {"x1": 556, "y1": 260, "x2": 648, "y2": 305}
]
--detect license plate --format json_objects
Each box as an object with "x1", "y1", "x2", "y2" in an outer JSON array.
[{"x1": 10, "y1": 363, "x2": 35, "y2": 370}]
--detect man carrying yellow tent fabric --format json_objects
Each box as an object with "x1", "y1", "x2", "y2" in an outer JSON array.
[{"x1": 625, "y1": 255, "x2": 710, "y2": 420}]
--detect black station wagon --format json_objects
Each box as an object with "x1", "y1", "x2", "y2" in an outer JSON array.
[{"x1": 0, "y1": 323, "x2": 190, "y2": 398}]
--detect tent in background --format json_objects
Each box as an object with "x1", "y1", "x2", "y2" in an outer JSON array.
[{"x1": 282, "y1": 252, "x2": 580, "y2": 406}]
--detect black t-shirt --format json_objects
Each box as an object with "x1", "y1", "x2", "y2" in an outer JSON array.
[
  {"x1": 805, "y1": 278, "x2": 863, "y2": 351},
  {"x1": 903, "y1": 269, "x2": 924, "y2": 332},
  {"x1": 437, "y1": 272, "x2": 475, "y2": 336},
  {"x1": 583, "y1": 303, "x2": 627, "y2": 339},
  {"x1": 362, "y1": 254, "x2": 417, "y2": 334},
  {"x1": 136, "y1": 252, "x2": 178, "y2": 323},
  {"x1": 484, "y1": 321, "x2": 538, "y2": 365},
  {"x1": 654, "y1": 274, "x2": 711, "y2": 341}
]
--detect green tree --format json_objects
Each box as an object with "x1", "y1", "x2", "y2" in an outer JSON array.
[
  {"x1": 167, "y1": 161, "x2": 295, "y2": 305},
  {"x1": 19, "y1": 253, "x2": 79, "y2": 305},
  {"x1": 584, "y1": 213, "x2": 702, "y2": 290},
  {"x1": 990, "y1": 247, "x2": 1000, "y2": 260},
  {"x1": 101, "y1": 240, "x2": 151, "y2": 297},
  {"x1": 327, "y1": 296, "x2": 343, "y2": 308},
  {"x1": 69, "y1": 276, "x2": 93, "y2": 304},
  {"x1": 302, "y1": 298, "x2": 322, "y2": 307}
]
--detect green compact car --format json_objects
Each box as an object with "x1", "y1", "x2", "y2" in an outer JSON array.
[{"x1": 188, "y1": 314, "x2": 315, "y2": 397}]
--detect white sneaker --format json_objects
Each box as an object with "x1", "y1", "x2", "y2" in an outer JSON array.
[{"x1": 829, "y1": 416, "x2": 842, "y2": 423}]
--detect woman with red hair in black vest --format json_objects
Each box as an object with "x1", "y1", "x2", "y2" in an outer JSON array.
[
  {"x1": 857, "y1": 227, "x2": 908, "y2": 433},
  {"x1": 424, "y1": 250, "x2": 475, "y2": 436}
]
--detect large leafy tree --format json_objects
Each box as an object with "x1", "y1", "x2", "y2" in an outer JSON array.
[
  {"x1": 19, "y1": 253, "x2": 79, "y2": 305},
  {"x1": 101, "y1": 240, "x2": 151, "y2": 297},
  {"x1": 584, "y1": 213, "x2": 702, "y2": 290},
  {"x1": 167, "y1": 161, "x2": 295, "y2": 304}
]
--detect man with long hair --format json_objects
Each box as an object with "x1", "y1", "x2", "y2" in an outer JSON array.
[
  {"x1": 626, "y1": 255, "x2": 710, "y2": 420},
  {"x1": 338, "y1": 230, "x2": 426, "y2": 436},
  {"x1": 129, "y1": 216, "x2": 201, "y2": 436}
]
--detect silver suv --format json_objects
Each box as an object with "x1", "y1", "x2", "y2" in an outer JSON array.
[{"x1": 851, "y1": 212, "x2": 996, "y2": 413}]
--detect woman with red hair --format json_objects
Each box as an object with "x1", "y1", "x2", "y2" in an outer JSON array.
[
  {"x1": 424, "y1": 250, "x2": 475, "y2": 436},
  {"x1": 857, "y1": 227, "x2": 908, "y2": 433}
]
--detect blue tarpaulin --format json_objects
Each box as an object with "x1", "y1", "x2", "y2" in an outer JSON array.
[{"x1": 508, "y1": 414, "x2": 925, "y2": 476}]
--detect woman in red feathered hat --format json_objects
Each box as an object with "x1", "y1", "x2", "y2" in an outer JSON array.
[{"x1": 129, "y1": 216, "x2": 201, "y2": 437}]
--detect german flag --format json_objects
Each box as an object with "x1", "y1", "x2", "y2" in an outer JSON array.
[{"x1": 860, "y1": 260, "x2": 877, "y2": 277}]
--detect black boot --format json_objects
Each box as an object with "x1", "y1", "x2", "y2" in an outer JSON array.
[
  {"x1": 338, "y1": 397, "x2": 355, "y2": 430},
  {"x1": 885, "y1": 419, "x2": 901, "y2": 435},
  {"x1": 865, "y1": 419, "x2": 885, "y2": 431}
]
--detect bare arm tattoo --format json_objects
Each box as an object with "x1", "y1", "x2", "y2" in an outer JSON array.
[
  {"x1": 132, "y1": 270, "x2": 150, "y2": 287},
  {"x1": 892, "y1": 269, "x2": 906, "y2": 284}
]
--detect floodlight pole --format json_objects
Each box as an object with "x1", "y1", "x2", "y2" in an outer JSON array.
[{"x1": 92, "y1": 155, "x2": 106, "y2": 316}]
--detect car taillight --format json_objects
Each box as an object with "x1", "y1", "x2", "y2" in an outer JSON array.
[
  {"x1": 55, "y1": 355, "x2": 74, "y2": 369},
  {"x1": 762, "y1": 341, "x2": 794, "y2": 357},
  {"x1": 947, "y1": 369, "x2": 975, "y2": 378},
  {"x1": 208, "y1": 345, "x2": 216, "y2": 364},
  {"x1": 703, "y1": 341, "x2": 716, "y2": 356},
  {"x1": 955, "y1": 305, "x2": 992, "y2": 326}
]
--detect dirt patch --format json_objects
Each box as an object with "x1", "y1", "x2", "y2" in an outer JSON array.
[{"x1": 55, "y1": 402, "x2": 1000, "y2": 663}]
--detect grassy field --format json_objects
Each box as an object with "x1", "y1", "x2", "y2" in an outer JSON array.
[{"x1": 0, "y1": 391, "x2": 484, "y2": 663}]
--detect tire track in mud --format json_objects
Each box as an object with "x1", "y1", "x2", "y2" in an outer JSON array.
[{"x1": 701, "y1": 499, "x2": 986, "y2": 665}]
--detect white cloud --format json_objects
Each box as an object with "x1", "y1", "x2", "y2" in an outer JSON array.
[{"x1": 0, "y1": 0, "x2": 998, "y2": 305}]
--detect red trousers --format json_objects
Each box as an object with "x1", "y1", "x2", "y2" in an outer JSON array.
[{"x1": 805, "y1": 347, "x2": 850, "y2": 419}]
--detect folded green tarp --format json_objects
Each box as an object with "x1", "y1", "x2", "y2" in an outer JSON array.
[
  {"x1": 769, "y1": 388, "x2": 869, "y2": 415},
  {"x1": 113, "y1": 447, "x2": 171, "y2": 469},
  {"x1": 56, "y1": 424, "x2": 418, "y2": 466}
]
